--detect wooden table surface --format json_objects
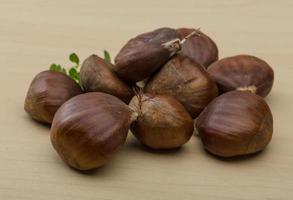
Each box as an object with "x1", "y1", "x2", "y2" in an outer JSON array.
[{"x1": 1, "y1": 0, "x2": 292, "y2": 199}]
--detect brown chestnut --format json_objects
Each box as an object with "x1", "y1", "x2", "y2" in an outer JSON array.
[
  {"x1": 207, "y1": 55, "x2": 274, "y2": 97},
  {"x1": 24, "y1": 70, "x2": 83, "y2": 124},
  {"x1": 177, "y1": 28, "x2": 218, "y2": 68},
  {"x1": 114, "y1": 27, "x2": 181, "y2": 82},
  {"x1": 129, "y1": 93, "x2": 194, "y2": 149},
  {"x1": 51, "y1": 92, "x2": 137, "y2": 170},
  {"x1": 145, "y1": 55, "x2": 218, "y2": 118},
  {"x1": 80, "y1": 54, "x2": 134, "y2": 103},
  {"x1": 196, "y1": 90, "x2": 273, "y2": 157}
]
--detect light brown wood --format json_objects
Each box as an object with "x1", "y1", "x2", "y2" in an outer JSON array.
[{"x1": 1, "y1": 0, "x2": 293, "y2": 199}]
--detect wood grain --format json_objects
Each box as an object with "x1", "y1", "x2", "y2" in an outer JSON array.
[{"x1": 0, "y1": 0, "x2": 293, "y2": 199}]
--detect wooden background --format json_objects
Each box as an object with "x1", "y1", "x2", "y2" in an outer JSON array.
[{"x1": 1, "y1": 0, "x2": 292, "y2": 199}]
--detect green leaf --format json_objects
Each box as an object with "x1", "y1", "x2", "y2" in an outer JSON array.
[
  {"x1": 49, "y1": 54, "x2": 82, "y2": 87},
  {"x1": 69, "y1": 67, "x2": 80, "y2": 82},
  {"x1": 50, "y1": 64, "x2": 62, "y2": 72},
  {"x1": 103, "y1": 50, "x2": 111, "y2": 63},
  {"x1": 61, "y1": 68, "x2": 67, "y2": 75},
  {"x1": 69, "y1": 53, "x2": 79, "y2": 65},
  {"x1": 69, "y1": 67, "x2": 77, "y2": 78}
]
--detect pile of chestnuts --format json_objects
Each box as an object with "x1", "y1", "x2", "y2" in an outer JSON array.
[{"x1": 24, "y1": 27, "x2": 274, "y2": 171}]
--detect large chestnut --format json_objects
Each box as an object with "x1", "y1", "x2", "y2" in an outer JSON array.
[
  {"x1": 24, "y1": 70, "x2": 83, "y2": 124},
  {"x1": 196, "y1": 90, "x2": 273, "y2": 157},
  {"x1": 80, "y1": 54, "x2": 134, "y2": 103},
  {"x1": 145, "y1": 55, "x2": 218, "y2": 118},
  {"x1": 177, "y1": 28, "x2": 218, "y2": 68},
  {"x1": 129, "y1": 93, "x2": 194, "y2": 149},
  {"x1": 114, "y1": 27, "x2": 181, "y2": 82},
  {"x1": 51, "y1": 92, "x2": 137, "y2": 170},
  {"x1": 207, "y1": 55, "x2": 274, "y2": 97}
]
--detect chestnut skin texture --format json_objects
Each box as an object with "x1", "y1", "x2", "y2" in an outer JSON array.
[
  {"x1": 114, "y1": 27, "x2": 180, "y2": 82},
  {"x1": 196, "y1": 90, "x2": 273, "y2": 157},
  {"x1": 207, "y1": 55, "x2": 274, "y2": 97},
  {"x1": 129, "y1": 94, "x2": 194, "y2": 149},
  {"x1": 24, "y1": 70, "x2": 83, "y2": 124},
  {"x1": 145, "y1": 55, "x2": 218, "y2": 118},
  {"x1": 80, "y1": 54, "x2": 134, "y2": 103},
  {"x1": 178, "y1": 28, "x2": 218, "y2": 68},
  {"x1": 51, "y1": 92, "x2": 134, "y2": 170}
]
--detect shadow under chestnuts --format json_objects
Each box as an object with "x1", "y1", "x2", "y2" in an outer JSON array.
[{"x1": 24, "y1": 26, "x2": 275, "y2": 172}]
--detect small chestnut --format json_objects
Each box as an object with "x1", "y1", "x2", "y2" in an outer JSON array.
[
  {"x1": 145, "y1": 55, "x2": 218, "y2": 118},
  {"x1": 24, "y1": 70, "x2": 83, "y2": 124},
  {"x1": 207, "y1": 55, "x2": 274, "y2": 97},
  {"x1": 114, "y1": 27, "x2": 181, "y2": 82},
  {"x1": 129, "y1": 93, "x2": 194, "y2": 149},
  {"x1": 177, "y1": 28, "x2": 218, "y2": 68},
  {"x1": 80, "y1": 54, "x2": 134, "y2": 103},
  {"x1": 51, "y1": 92, "x2": 137, "y2": 170},
  {"x1": 196, "y1": 90, "x2": 273, "y2": 157}
]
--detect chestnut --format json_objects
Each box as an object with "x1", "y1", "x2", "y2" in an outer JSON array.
[
  {"x1": 51, "y1": 92, "x2": 137, "y2": 170},
  {"x1": 80, "y1": 54, "x2": 134, "y2": 103},
  {"x1": 177, "y1": 28, "x2": 218, "y2": 68},
  {"x1": 145, "y1": 55, "x2": 218, "y2": 118},
  {"x1": 114, "y1": 27, "x2": 181, "y2": 82},
  {"x1": 207, "y1": 55, "x2": 274, "y2": 97},
  {"x1": 24, "y1": 70, "x2": 83, "y2": 124},
  {"x1": 129, "y1": 93, "x2": 194, "y2": 149},
  {"x1": 196, "y1": 90, "x2": 273, "y2": 157}
]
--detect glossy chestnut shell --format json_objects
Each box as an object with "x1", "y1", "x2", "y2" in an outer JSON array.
[
  {"x1": 51, "y1": 92, "x2": 134, "y2": 170},
  {"x1": 178, "y1": 28, "x2": 218, "y2": 68},
  {"x1": 207, "y1": 55, "x2": 274, "y2": 97},
  {"x1": 114, "y1": 27, "x2": 180, "y2": 82},
  {"x1": 196, "y1": 90, "x2": 273, "y2": 157},
  {"x1": 145, "y1": 55, "x2": 218, "y2": 118},
  {"x1": 129, "y1": 93, "x2": 194, "y2": 149},
  {"x1": 24, "y1": 70, "x2": 83, "y2": 124},
  {"x1": 80, "y1": 54, "x2": 134, "y2": 103}
]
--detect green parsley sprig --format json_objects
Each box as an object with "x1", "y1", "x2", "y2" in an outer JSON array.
[
  {"x1": 49, "y1": 51, "x2": 111, "y2": 86},
  {"x1": 50, "y1": 53, "x2": 80, "y2": 84}
]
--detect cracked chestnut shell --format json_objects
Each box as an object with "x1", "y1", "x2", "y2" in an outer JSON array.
[
  {"x1": 145, "y1": 55, "x2": 218, "y2": 118},
  {"x1": 207, "y1": 55, "x2": 274, "y2": 97},
  {"x1": 178, "y1": 28, "x2": 218, "y2": 68},
  {"x1": 80, "y1": 55, "x2": 134, "y2": 103},
  {"x1": 129, "y1": 93, "x2": 194, "y2": 149},
  {"x1": 24, "y1": 71, "x2": 83, "y2": 124},
  {"x1": 196, "y1": 90, "x2": 273, "y2": 157},
  {"x1": 51, "y1": 92, "x2": 135, "y2": 170},
  {"x1": 114, "y1": 27, "x2": 180, "y2": 82}
]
